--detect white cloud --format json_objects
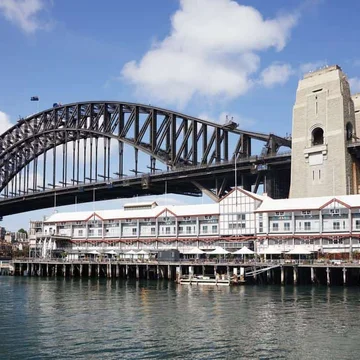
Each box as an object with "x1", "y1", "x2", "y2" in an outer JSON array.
[
  {"x1": 299, "y1": 60, "x2": 327, "y2": 75},
  {"x1": 0, "y1": 110, "x2": 13, "y2": 134},
  {"x1": 121, "y1": 0, "x2": 298, "y2": 108},
  {"x1": 349, "y1": 77, "x2": 360, "y2": 94},
  {"x1": 259, "y1": 63, "x2": 293, "y2": 88},
  {"x1": 0, "y1": 0, "x2": 49, "y2": 33}
]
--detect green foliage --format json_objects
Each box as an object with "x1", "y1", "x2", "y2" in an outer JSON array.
[{"x1": 18, "y1": 228, "x2": 28, "y2": 236}]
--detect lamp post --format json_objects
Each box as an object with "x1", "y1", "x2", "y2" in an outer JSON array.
[{"x1": 234, "y1": 152, "x2": 241, "y2": 240}]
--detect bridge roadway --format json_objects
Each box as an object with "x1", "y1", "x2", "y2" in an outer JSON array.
[{"x1": 0, "y1": 152, "x2": 291, "y2": 216}]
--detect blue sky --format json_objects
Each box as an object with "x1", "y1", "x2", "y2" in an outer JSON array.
[{"x1": 0, "y1": 0, "x2": 360, "y2": 231}]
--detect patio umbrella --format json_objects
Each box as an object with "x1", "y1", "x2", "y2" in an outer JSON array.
[
  {"x1": 233, "y1": 246, "x2": 255, "y2": 255},
  {"x1": 88, "y1": 250, "x2": 100, "y2": 255},
  {"x1": 106, "y1": 250, "x2": 117, "y2": 255},
  {"x1": 286, "y1": 247, "x2": 312, "y2": 255},
  {"x1": 258, "y1": 248, "x2": 283, "y2": 261},
  {"x1": 206, "y1": 247, "x2": 230, "y2": 255},
  {"x1": 126, "y1": 250, "x2": 137, "y2": 254},
  {"x1": 125, "y1": 250, "x2": 137, "y2": 260},
  {"x1": 137, "y1": 250, "x2": 149, "y2": 255},
  {"x1": 287, "y1": 247, "x2": 312, "y2": 261},
  {"x1": 181, "y1": 247, "x2": 205, "y2": 255}
]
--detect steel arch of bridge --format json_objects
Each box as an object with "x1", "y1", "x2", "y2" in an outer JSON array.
[{"x1": 0, "y1": 101, "x2": 291, "y2": 215}]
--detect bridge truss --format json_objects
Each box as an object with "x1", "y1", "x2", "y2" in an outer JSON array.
[{"x1": 0, "y1": 101, "x2": 291, "y2": 216}]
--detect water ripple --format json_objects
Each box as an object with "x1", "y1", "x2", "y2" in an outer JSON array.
[{"x1": 1, "y1": 278, "x2": 360, "y2": 359}]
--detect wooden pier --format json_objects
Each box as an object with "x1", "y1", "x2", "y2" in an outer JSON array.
[{"x1": 10, "y1": 259, "x2": 360, "y2": 286}]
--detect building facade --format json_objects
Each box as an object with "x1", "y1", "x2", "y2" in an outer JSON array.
[{"x1": 29, "y1": 189, "x2": 360, "y2": 259}]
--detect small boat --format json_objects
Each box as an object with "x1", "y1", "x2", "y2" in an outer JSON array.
[{"x1": 179, "y1": 274, "x2": 231, "y2": 286}]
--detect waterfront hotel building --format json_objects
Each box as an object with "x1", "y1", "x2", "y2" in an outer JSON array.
[
  {"x1": 29, "y1": 65, "x2": 360, "y2": 259},
  {"x1": 29, "y1": 188, "x2": 360, "y2": 259}
]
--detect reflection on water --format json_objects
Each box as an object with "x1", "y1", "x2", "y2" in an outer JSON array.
[{"x1": 1, "y1": 277, "x2": 360, "y2": 359}]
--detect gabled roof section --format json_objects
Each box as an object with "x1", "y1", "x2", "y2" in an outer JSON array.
[
  {"x1": 320, "y1": 198, "x2": 350, "y2": 209},
  {"x1": 85, "y1": 212, "x2": 105, "y2": 221},
  {"x1": 156, "y1": 208, "x2": 177, "y2": 218},
  {"x1": 220, "y1": 187, "x2": 266, "y2": 203}
]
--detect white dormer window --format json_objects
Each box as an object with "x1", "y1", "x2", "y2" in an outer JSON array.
[
  {"x1": 205, "y1": 215, "x2": 213, "y2": 220},
  {"x1": 301, "y1": 210, "x2": 312, "y2": 215},
  {"x1": 183, "y1": 216, "x2": 191, "y2": 221},
  {"x1": 275, "y1": 212, "x2": 284, "y2": 216},
  {"x1": 329, "y1": 209, "x2": 340, "y2": 215}
]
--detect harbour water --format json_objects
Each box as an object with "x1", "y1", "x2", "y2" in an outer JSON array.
[{"x1": 1, "y1": 278, "x2": 360, "y2": 359}]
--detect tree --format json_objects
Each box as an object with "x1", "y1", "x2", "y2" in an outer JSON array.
[{"x1": 18, "y1": 228, "x2": 28, "y2": 237}]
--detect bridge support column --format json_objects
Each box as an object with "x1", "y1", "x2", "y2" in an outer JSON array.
[
  {"x1": 326, "y1": 267, "x2": 331, "y2": 286},
  {"x1": 136, "y1": 265, "x2": 139, "y2": 279},
  {"x1": 126, "y1": 264, "x2": 129, "y2": 279},
  {"x1": 63, "y1": 264, "x2": 66, "y2": 277},
  {"x1": 116, "y1": 264, "x2": 119, "y2": 278},
  {"x1": 88, "y1": 264, "x2": 92, "y2": 277},
  {"x1": 146, "y1": 264, "x2": 149, "y2": 280},
  {"x1": 70, "y1": 264, "x2": 74, "y2": 277},
  {"x1": 31, "y1": 263, "x2": 34, "y2": 276},
  {"x1": 227, "y1": 266, "x2": 230, "y2": 280},
  {"x1": 46, "y1": 264, "x2": 49, "y2": 276},
  {"x1": 214, "y1": 265, "x2": 218, "y2": 277},
  {"x1": 80, "y1": 264, "x2": 83, "y2": 277},
  {"x1": 281, "y1": 266, "x2": 285, "y2": 285},
  {"x1": 108, "y1": 264, "x2": 112, "y2": 278},
  {"x1": 293, "y1": 266, "x2": 298, "y2": 285},
  {"x1": 176, "y1": 265, "x2": 182, "y2": 283},
  {"x1": 343, "y1": 267, "x2": 347, "y2": 286},
  {"x1": 202, "y1": 265, "x2": 205, "y2": 277},
  {"x1": 55, "y1": 264, "x2": 57, "y2": 277},
  {"x1": 97, "y1": 264, "x2": 100, "y2": 278},
  {"x1": 156, "y1": 265, "x2": 160, "y2": 279}
]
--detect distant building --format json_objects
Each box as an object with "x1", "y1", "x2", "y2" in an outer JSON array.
[{"x1": 4, "y1": 232, "x2": 14, "y2": 244}]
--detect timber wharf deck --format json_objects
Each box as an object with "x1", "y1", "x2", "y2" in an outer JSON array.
[{"x1": 10, "y1": 259, "x2": 360, "y2": 286}]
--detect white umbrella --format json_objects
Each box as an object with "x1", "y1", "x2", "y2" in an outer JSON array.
[
  {"x1": 258, "y1": 248, "x2": 283, "y2": 255},
  {"x1": 206, "y1": 247, "x2": 230, "y2": 255},
  {"x1": 126, "y1": 250, "x2": 137, "y2": 255},
  {"x1": 286, "y1": 247, "x2": 312, "y2": 255},
  {"x1": 137, "y1": 250, "x2": 149, "y2": 255},
  {"x1": 181, "y1": 247, "x2": 205, "y2": 255},
  {"x1": 106, "y1": 250, "x2": 117, "y2": 255},
  {"x1": 88, "y1": 250, "x2": 100, "y2": 255},
  {"x1": 233, "y1": 246, "x2": 255, "y2": 255}
]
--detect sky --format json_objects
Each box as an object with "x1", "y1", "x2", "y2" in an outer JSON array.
[{"x1": 0, "y1": 0, "x2": 360, "y2": 231}]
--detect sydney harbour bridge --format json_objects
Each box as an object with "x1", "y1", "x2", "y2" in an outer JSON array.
[{"x1": 0, "y1": 101, "x2": 292, "y2": 216}]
